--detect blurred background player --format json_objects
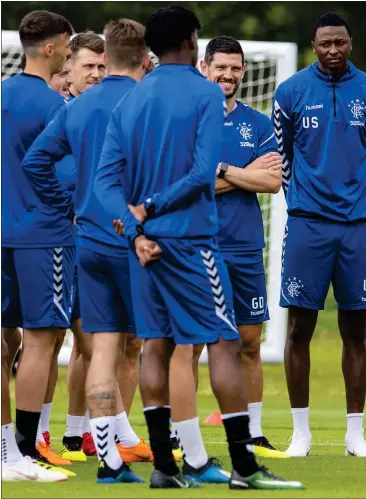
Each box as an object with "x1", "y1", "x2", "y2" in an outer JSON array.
[
  {"x1": 273, "y1": 12, "x2": 366, "y2": 457},
  {"x1": 1, "y1": 9, "x2": 74, "y2": 482},
  {"x1": 101, "y1": 5, "x2": 304, "y2": 490},
  {"x1": 197, "y1": 36, "x2": 284, "y2": 457},
  {"x1": 22, "y1": 17, "x2": 154, "y2": 484}
]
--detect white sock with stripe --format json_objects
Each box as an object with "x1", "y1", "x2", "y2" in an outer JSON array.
[
  {"x1": 2, "y1": 424, "x2": 23, "y2": 464},
  {"x1": 172, "y1": 417, "x2": 208, "y2": 469},
  {"x1": 90, "y1": 416, "x2": 122, "y2": 470},
  {"x1": 116, "y1": 412, "x2": 139, "y2": 447}
]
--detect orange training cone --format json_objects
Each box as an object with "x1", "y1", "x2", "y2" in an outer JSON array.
[{"x1": 204, "y1": 412, "x2": 223, "y2": 425}]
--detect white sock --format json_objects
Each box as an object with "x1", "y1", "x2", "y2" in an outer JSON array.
[
  {"x1": 1, "y1": 424, "x2": 23, "y2": 464},
  {"x1": 248, "y1": 402, "x2": 263, "y2": 438},
  {"x1": 116, "y1": 412, "x2": 140, "y2": 447},
  {"x1": 90, "y1": 416, "x2": 122, "y2": 470},
  {"x1": 172, "y1": 417, "x2": 208, "y2": 469},
  {"x1": 40, "y1": 403, "x2": 52, "y2": 433},
  {"x1": 36, "y1": 419, "x2": 45, "y2": 445},
  {"x1": 346, "y1": 413, "x2": 364, "y2": 439},
  {"x1": 64, "y1": 415, "x2": 84, "y2": 438},
  {"x1": 83, "y1": 411, "x2": 91, "y2": 434},
  {"x1": 291, "y1": 407, "x2": 311, "y2": 437}
]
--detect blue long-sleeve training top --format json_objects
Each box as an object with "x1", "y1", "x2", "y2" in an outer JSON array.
[
  {"x1": 273, "y1": 61, "x2": 366, "y2": 222},
  {"x1": 217, "y1": 101, "x2": 277, "y2": 250},
  {"x1": 2, "y1": 73, "x2": 74, "y2": 248},
  {"x1": 96, "y1": 64, "x2": 225, "y2": 239},
  {"x1": 22, "y1": 76, "x2": 140, "y2": 256}
]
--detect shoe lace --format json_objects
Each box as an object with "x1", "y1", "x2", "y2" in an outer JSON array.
[{"x1": 258, "y1": 466, "x2": 285, "y2": 482}]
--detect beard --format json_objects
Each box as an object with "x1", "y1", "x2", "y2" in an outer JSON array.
[{"x1": 216, "y1": 78, "x2": 241, "y2": 99}]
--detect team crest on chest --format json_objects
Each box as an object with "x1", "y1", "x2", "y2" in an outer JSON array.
[
  {"x1": 348, "y1": 99, "x2": 365, "y2": 126},
  {"x1": 237, "y1": 122, "x2": 254, "y2": 147}
]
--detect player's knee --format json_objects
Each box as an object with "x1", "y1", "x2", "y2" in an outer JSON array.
[
  {"x1": 241, "y1": 335, "x2": 261, "y2": 360},
  {"x1": 124, "y1": 334, "x2": 143, "y2": 361}
]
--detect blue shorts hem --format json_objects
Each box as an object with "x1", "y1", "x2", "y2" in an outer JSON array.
[
  {"x1": 136, "y1": 331, "x2": 239, "y2": 344},
  {"x1": 22, "y1": 320, "x2": 70, "y2": 329},
  {"x1": 83, "y1": 325, "x2": 132, "y2": 334},
  {"x1": 1, "y1": 321, "x2": 22, "y2": 329},
  {"x1": 236, "y1": 316, "x2": 270, "y2": 326},
  {"x1": 280, "y1": 300, "x2": 323, "y2": 311},
  {"x1": 337, "y1": 303, "x2": 366, "y2": 311}
]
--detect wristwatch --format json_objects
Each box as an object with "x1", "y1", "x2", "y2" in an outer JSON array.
[
  {"x1": 217, "y1": 162, "x2": 229, "y2": 179},
  {"x1": 144, "y1": 197, "x2": 156, "y2": 218}
]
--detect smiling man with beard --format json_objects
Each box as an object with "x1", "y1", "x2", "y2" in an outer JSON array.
[{"x1": 195, "y1": 36, "x2": 284, "y2": 457}]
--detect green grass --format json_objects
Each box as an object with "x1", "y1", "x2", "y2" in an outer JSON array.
[{"x1": 3, "y1": 292, "x2": 366, "y2": 498}]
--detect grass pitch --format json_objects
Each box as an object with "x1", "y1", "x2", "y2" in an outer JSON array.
[{"x1": 3, "y1": 292, "x2": 366, "y2": 498}]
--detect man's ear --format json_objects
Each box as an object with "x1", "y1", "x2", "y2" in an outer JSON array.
[
  {"x1": 43, "y1": 42, "x2": 54, "y2": 58},
  {"x1": 200, "y1": 59, "x2": 208, "y2": 76},
  {"x1": 103, "y1": 52, "x2": 108, "y2": 68}
]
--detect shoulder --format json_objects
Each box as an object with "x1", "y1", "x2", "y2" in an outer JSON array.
[
  {"x1": 239, "y1": 102, "x2": 271, "y2": 126},
  {"x1": 276, "y1": 66, "x2": 313, "y2": 97}
]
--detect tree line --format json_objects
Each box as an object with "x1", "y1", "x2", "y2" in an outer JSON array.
[{"x1": 2, "y1": 1, "x2": 365, "y2": 70}]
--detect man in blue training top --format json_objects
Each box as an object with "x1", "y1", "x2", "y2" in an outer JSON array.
[
  {"x1": 102, "y1": 6, "x2": 304, "y2": 490},
  {"x1": 53, "y1": 30, "x2": 106, "y2": 463},
  {"x1": 22, "y1": 18, "x2": 155, "y2": 484},
  {"x1": 273, "y1": 12, "x2": 366, "y2": 457},
  {"x1": 1, "y1": 10, "x2": 73, "y2": 482},
  {"x1": 198, "y1": 36, "x2": 283, "y2": 456},
  {"x1": 68, "y1": 30, "x2": 106, "y2": 100}
]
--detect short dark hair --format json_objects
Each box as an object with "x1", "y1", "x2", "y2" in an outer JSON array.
[
  {"x1": 312, "y1": 12, "x2": 352, "y2": 40},
  {"x1": 204, "y1": 35, "x2": 244, "y2": 65},
  {"x1": 19, "y1": 10, "x2": 73, "y2": 50},
  {"x1": 104, "y1": 19, "x2": 146, "y2": 69},
  {"x1": 145, "y1": 6, "x2": 201, "y2": 57},
  {"x1": 70, "y1": 30, "x2": 105, "y2": 57}
]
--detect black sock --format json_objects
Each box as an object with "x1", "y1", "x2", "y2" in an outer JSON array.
[
  {"x1": 15, "y1": 409, "x2": 40, "y2": 459},
  {"x1": 222, "y1": 414, "x2": 259, "y2": 477},
  {"x1": 144, "y1": 407, "x2": 180, "y2": 476}
]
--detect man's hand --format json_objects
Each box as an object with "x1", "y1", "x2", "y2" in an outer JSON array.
[
  {"x1": 113, "y1": 219, "x2": 124, "y2": 235},
  {"x1": 128, "y1": 203, "x2": 147, "y2": 223},
  {"x1": 134, "y1": 235, "x2": 162, "y2": 267},
  {"x1": 246, "y1": 152, "x2": 282, "y2": 171}
]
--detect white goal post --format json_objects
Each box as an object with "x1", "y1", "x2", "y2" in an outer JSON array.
[{"x1": 2, "y1": 31, "x2": 296, "y2": 364}]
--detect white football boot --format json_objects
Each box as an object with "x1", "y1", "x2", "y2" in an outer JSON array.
[
  {"x1": 285, "y1": 432, "x2": 312, "y2": 457},
  {"x1": 2, "y1": 456, "x2": 68, "y2": 482},
  {"x1": 345, "y1": 431, "x2": 366, "y2": 457}
]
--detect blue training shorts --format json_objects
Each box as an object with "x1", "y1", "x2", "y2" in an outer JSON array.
[
  {"x1": 129, "y1": 237, "x2": 240, "y2": 344},
  {"x1": 222, "y1": 248, "x2": 270, "y2": 325},
  {"x1": 77, "y1": 245, "x2": 134, "y2": 333},
  {"x1": 70, "y1": 265, "x2": 81, "y2": 323},
  {"x1": 280, "y1": 216, "x2": 366, "y2": 310},
  {"x1": 2, "y1": 246, "x2": 75, "y2": 329}
]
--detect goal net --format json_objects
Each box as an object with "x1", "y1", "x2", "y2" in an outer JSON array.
[{"x1": 2, "y1": 31, "x2": 296, "y2": 364}]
